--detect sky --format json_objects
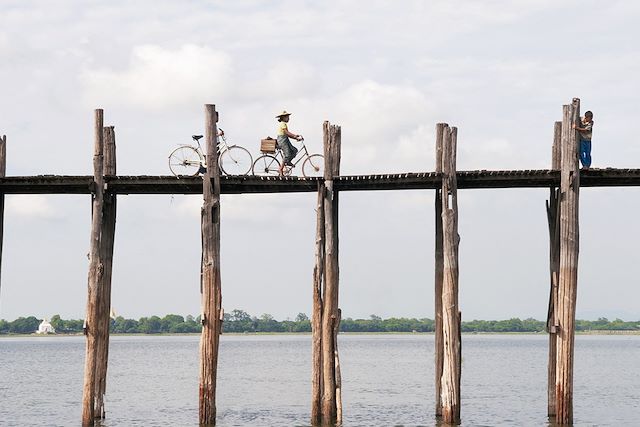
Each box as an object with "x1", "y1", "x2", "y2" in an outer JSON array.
[{"x1": 1, "y1": 0, "x2": 639, "y2": 322}]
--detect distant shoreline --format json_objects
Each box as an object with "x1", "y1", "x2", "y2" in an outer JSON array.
[{"x1": 2, "y1": 330, "x2": 639, "y2": 338}]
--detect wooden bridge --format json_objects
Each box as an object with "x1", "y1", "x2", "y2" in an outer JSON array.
[
  {"x1": 0, "y1": 99, "x2": 634, "y2": 426},
  {"x1": 2, "y1": 168, "x2": 640, "y2": 194}
]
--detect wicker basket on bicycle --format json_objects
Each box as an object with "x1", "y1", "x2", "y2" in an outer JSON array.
[{"x1": 260, "y1": 137, "x2": 277, "y2": 154}]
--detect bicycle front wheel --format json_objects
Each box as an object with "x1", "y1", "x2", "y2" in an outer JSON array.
[
  {"x1": 252, "y1": 155, "x2": 281, "y2": 176},
  {"x1": 219, "y1": 146, "x2": 253, "y2": 176},
  {"x1": 169, "y1": 146, "x2": 203, "y2": 177},
  {"x1": 302, "y1": 154, "x2": 325, "y2": 178}
]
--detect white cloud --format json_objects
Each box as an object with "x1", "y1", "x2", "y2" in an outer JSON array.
[
  {"x1": 460, "y1": 137, "x2": 519, "y2": 170},
  {"x1": 389, "y1": 124, "x2": 436, "y2": 172},
  {"x1": 5, "y1": 195, "x2": 58, "y2": 219},
  {"x1": 173, "y1": 193, "x2": 311, "y2": 226},
  {"x1": 3, "y1": 0, "x2": 640, "y2": 322},
  {"x1": 254, "y1": 79, "x2": 439, "y2": 175},
  {"x1": 81, "y1": 44, "x2": 233, "y2": 109},
  {"x1": 242, "y1": 60, "x2": 320, "y2": 99},
  {"x1": 323, "y1": 80, "x2": 436, "y2": 173},
  {"x1": 0, "y1": 33, "x2": 8, "y2": 53},
  {"x1": 212, "y1": 78, "x2": 439, "y2": 175}
]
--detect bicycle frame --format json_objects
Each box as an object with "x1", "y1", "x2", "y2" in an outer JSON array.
[
  {"x1": 171, "y1": 128, "x2": 254, "y2": 177},
  {"x1": 272, "y1": 140, "x2": 312, "y2": 168},
  {"x1": 191, "y1": 133, "x2": 230, "y2": 162}
]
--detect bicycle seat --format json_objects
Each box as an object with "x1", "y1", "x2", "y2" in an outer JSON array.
[{"x1": 192, "y1": 135, "x2": 203, "y2": 141}]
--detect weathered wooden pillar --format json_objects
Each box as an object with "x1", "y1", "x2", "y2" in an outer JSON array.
[
  {"x1": 333, "y1": 308, "x2": 343, "y2": 424},
  {"x1": 311, "y1": 180, "x2": 325, "y2": 424},
  {"x1": 0, "y1": 135, "x2": 6, "y2": 297},
  {"x1": 312, "y1": 121, "x2": 342, "y2": 426},
  {"x1": 546, "y1": 121, "x2": 561, "y2": 417},
  {"x1": 555, "y1": 98, "x2": 580, "y2": 424},
  {"x1": 199, "y1": 104, "x2": 223, "y2": 425},
  {"x1": 440, "y1": 125, "x2": 461, "y2": 424},
  {"x1": 94, "y1": 126, "x2": 117, "y2": 419},
  {"x1": 82, "y1": 109, "x2": 105, "y2": 426},
  {"x1": 434, "y1": 123, "x2": 445, "y2": 418}
]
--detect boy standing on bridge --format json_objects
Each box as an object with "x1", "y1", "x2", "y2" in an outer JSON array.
[
  {"x1": 573, "y1": 111, "x2": 594, "y2": 169},
  {"x1": 275, "y1": 110, "x2": 303, "y2": 176}
]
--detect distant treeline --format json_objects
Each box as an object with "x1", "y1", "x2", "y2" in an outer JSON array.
[{"x1": 1, "y1": 311, "x2": 639, "y2": 335}]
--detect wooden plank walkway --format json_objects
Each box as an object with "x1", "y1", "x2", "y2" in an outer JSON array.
[{"x1": 1, "y1": 168, "x2": 639, "y2": 195}]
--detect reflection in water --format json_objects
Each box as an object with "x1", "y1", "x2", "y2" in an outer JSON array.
[{"x1": 0, "y1": 334, "x2": 638, "y2": 426}]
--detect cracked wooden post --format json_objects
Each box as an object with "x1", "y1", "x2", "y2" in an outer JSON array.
[
  {"x1": 440, "y1": 125, "x2": 461, "y2": 424},
  {"x1": 555, "y1": 98, "x2": 580, "y2": 424},
  {"x1": 434, "y1": 123, "x2": 445, "y2": 418},
  {"x1": 94, "y1": 126, "x2": 117, "y2": 420},
  {"x1": 316, "y1": 121, "x2": 342, "y2": 426},
  {"x1": 546, "y1": 121, "x2": 561, "y2": 418},
  {"x1": 199, "y1": 104, "x2": 222, "y2": 425},
  {"x1": 311, "y1": 179, "x2": 325, "y2": 424},
  {"x1": 333, "y1": 308, "x2": 343, "y2": 424},
  {"x1": 82, "y1": 109, "x2": 105, "y2": 426},
  {"x1": 0, "y1": 135, "x2": 5, "y2": 298}
]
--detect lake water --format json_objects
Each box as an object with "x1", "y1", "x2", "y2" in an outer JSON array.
[{"x1": 0, "y1": 334, "x2": 638, "y2": 426}]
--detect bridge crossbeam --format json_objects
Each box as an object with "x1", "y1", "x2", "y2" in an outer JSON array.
[{"x1": 1, "y1": 168, "x2": 639, "y2": 195}]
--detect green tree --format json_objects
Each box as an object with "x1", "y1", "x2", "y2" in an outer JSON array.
[
  {"x1": 185, "y1": 315, "x2": 199, "y2": 332},
  {"x1": 161, "y1": 314, "x2": 185, "y2": 332},
  {"x1": 139, "y1": 316, "x2": 162, "y2": 334},
  {"x1": 170, "y1": 322, "x2": 196, "y2": 333},
  {"x1": 9, "y1": 316, "x2": 40, "y2": 334},
  {"x1": 0, "y1": 319, "x2": 9, "y2": 333},
  {"x1": 50, "y1": 314, "x2": 64, "y2": 332},
  {"x1": 231, "y1": 310, "x2": 251, "y2": 322},
  {"x1": 256, "y1": 313, "x2": 282, "y2": 332},
  {"x1": 295, "y1": 313, "x2": 309, "y2": 322}
]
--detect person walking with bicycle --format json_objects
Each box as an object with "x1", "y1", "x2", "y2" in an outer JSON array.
[{"x1": 276, "y1": 110, "x2": 303, "y2": 176}]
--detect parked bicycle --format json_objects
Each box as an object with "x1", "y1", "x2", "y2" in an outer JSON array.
[
  {"x1": 168, "y1": 129, "x2": 253, "y2": 177},
  {"x1": 252, "y1": 138, "x2": 324, "y2": 177}
]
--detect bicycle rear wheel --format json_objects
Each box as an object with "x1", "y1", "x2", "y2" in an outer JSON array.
[
  {"x1": 219, "y1": 145, "x2": 253, "y2": 176},
  {"x1": 252, "y1": 154, "x2": 281, "y2": 176},
  {"x1": 302, "y1": 154, "x2": 325, "y2": 178},
  {"x1": 169, "y1": 146, "x2": 203, "y2": 177}
]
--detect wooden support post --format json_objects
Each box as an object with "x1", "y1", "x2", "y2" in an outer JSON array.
[
  {"x1": 555, "y1": 99, "x2": 580, "y2": 424},
  {"x1": 440, "y1": 125, "x2": 461, "y2": 424},
  {"x1": 94, "y1": 126, "x2": 117, "y2": 419},
  {"x1": 82, "y1": 109, "x2": 105, "y2": 426},
  {"x1": 333, "y1": 308, "x2": 343, "y2": 424},
  {"x1": 0, "y1": 135, "x2": 6, "y2": 297},
  {"x1": 434, "y1": 123, "x2": 445, "y2": 418},
  {"x1": 546, "y1": 121, "x2": 561, "y2": 417},
  {"x1": 311, "y1": 181, "x2": 325, "y2": 424},
  {"x1": 199, "y1": 104, "x2": 222, "y2": 425},
  {"x1": 313, "y1": 121, "x2": 342, "y2": 426}
]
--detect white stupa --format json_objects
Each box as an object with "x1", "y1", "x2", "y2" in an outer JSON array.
[{"x1": 36, "y1": 318, "x2": 55, "y2": 334}]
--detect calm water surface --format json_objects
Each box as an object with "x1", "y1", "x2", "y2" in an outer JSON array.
[{"x1": 0, "y1": 334, "x2": 638, "y2": 426}]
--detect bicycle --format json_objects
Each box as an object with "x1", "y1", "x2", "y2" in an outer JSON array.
[
  {"x1": 168, "y1": 129, "x2": 253, "y2": 177},
  {"x1": 252, "y1": 138, "x2": 324, "y2": 177}
]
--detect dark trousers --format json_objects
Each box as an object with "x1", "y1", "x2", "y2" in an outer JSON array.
[
  {"x1": 579, "y1": 139, "x2": 592, "y2": 168},
  {"x1": 277, "y1": 135, "x2": 298, "y2": 165}
]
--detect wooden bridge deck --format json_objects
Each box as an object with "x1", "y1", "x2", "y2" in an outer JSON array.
[{"x1": 1, "y1": 168, "x2": 639, "y2": 194}]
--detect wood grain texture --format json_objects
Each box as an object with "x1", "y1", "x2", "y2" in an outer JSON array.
[
  {"x1": 0, "y1": 135, "x2": 5, "y2": 297},
  {"x1": 546, "y1": 121, "x2": 561, "y2": 417},
  {"x1": 311, "y1": 181, "x2": 325, "y2": 424},
  {"x1": 334, "y1": 308, "x2": 343, "y2": 425},
  {"x1": 434, "y1": 123, "x2": 446, "y2": 418},
  {"x1": 440, "y1": 126, "x2": 461, "y2": 424},
  {"x1": 95, "y1": 126, "x2": 117, "y2": 420},
  {"x1": 555, "y1": 99, "x2": 580, "y2": 424},
  {"x1": 319, "y1": 121, "x2": 342, "y2": 425},
  {"x1": 82, "y1": 109, "x2": 105, "y2": 426},
  {"x1": 199, "y1": 104, "x2": 222, "y2": 425}
]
